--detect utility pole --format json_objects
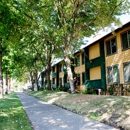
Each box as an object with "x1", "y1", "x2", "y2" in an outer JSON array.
[{"x1": 0, "y1": 38, "x2": 3, "y2": 98}]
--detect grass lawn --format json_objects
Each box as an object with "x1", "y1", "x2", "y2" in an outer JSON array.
[
  {"x1": 25, "y1": 90, "x2": 130, "y2": 130},
  {"x1": 0, "y1": 92, "x2": 32, "y2": 130}
]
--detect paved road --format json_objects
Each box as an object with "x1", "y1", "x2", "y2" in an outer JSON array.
[{"x1": 17, "y1": 92, "x2": 119, "y2": 130}]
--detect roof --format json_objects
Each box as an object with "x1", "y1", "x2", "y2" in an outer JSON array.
[{"x1": 51, "y1": 58, "x2": 63, "y2": 67}]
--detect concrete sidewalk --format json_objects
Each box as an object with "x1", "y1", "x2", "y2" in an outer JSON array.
[{"x1": 17, "y1": 92, "x2": 119, "y2": 130}]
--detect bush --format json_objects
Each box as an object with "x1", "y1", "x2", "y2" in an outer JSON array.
[
  {"x1": 107, "y1": 85, "x2": 116, "y2": 95},
  {"x1": 83, "y1": 86, "x2": 96, "y2": 94}
]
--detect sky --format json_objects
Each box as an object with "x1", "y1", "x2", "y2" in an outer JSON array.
[
  {"x1": 119, "y1": 13, "x2": 130, "y2": 24},
  {"x1": 95, "y1": 13, "x2": 130, "y2": 38}
]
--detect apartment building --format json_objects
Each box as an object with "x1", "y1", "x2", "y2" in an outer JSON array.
[{"x1": 41, "y1": 21, "x2": 130, "y2": 95}]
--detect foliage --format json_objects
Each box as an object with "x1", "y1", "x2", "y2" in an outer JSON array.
[
  {"x1": 0, "y1": 0, "x2": 33, "y2": 85},
  {"x1": 0, "y1": 0, "x2": 25, "y2": 39},
  {"x1": 0, "y1": 92, "x2": 32, "y2": 130},
  {"x1": 83, "y1": 86, "x2": 96, "y2": 94},
  {"x1": 35, "y1": 0, "x2": 130, "y2": 93},
  {"x1": 0, "y1": 0, "x2": 130, "y2": 93},
  {"x1": 127, "y1": 87, "x2": 130, "y2": 92},
  {"x1": 107, "y1": 85, "x2": 116, "y2": 95},
  {"x1": 88, "y1": 112, "x2": 101, "y2": 120}
]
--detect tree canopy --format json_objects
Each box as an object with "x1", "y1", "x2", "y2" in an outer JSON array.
[{"x1": 0, "y1": 0, "x2": 130, "y2": 94}]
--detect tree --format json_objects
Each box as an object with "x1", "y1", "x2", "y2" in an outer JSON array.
[
  {"x1": 0, "y1": 38, "x2": 3, "y2": 97},
  {"x1": 1, "y1": 0, "x2": 130, "y2": 95},
  {"x1": 0, "y1": 0, "x2": 29, "y2": 97},
  {"x1": 13, "y1": 0, "x2": 60, "y2": 90},
  {"x1": 16, "y1": 0, "x2": 129, "y2": 93},
  {"x1": 39, "y1": 0, "x2": 130, "y2": 93},
  {"x1": 0, "y1": 0, "x2": 30, "y2": 95},
  {"x1": 9, "y1": 41, "x2": 43, "y2": 91},
  {"x1": 0, "y1": 1, "x2": 17, "y2": 97}
]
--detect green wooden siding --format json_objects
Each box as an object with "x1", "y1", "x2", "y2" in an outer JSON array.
[
  {"x1": 100, "y1": 41, "x2": 106, "y2": 90},
  {"x1": 85, "y1": 79, "x2": 101, "y2": 89},
  {"x1": 84, "y1": 40, "x2": 106, "y2": 90},
  {"x1": 86, "y1": 57, "x2": 101, "y2": 69}
]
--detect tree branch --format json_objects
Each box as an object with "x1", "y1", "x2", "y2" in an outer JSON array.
[{"x1": 110, "y1": 0, "x2": 125, "y2": 15}]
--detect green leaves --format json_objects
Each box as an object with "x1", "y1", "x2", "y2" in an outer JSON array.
[{"x1": 1, "y1": 0, "x2": 130, "y2": 85}]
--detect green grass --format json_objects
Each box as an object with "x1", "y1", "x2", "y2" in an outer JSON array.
[
  {"x1": 0, "y1": 92, "x2": 32, "y2": 130},
  {"x1": 25, "y1": 90, "x2": 130, "y2": 130}
]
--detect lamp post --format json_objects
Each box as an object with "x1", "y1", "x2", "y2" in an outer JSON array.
[{"x1": 0, "y1": 38, "x2": 3, "y2": 98}]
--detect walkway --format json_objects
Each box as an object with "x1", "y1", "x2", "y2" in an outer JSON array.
[{"x1": 17, "y1": 92, "x2": 119, "y2": 130}]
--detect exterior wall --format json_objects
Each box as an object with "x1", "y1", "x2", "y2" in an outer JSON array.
[
  {"x1": 104, "y1": 27, "x2": 130, "y2": 84},
  {"x1": 75, "y1": 64, "x2": 86, "y2": 91},
  {"x1": 75, "y1": 64, "x2": 85, "y2": 73},
  {"x1": 59, "y1": 72, "x2": 64, "y2": 86},
  {"x1": 80, "y1": 74, "x2": 86, "y2": 91},
  {"x1": 74, "y1": 52, "x2": 85, "y2": 91},
  {"x1": 59, "y1": 63, "x2": 64, "y2": 86},
  {"x1": 55, "y1": 66, "x2": 57, "y2": 84},
  {"x1": 90, "y1": 66, "x2": 101, "y2": 80},
  {"x1": 50, "y1": 76, "x2": 52, "y2": 80},
  {"x1": 85, "y1": 41, "x2": 106, "y2": 91},
  {"x1": 59, "y1": 72, "x2": 64, "y2": 78},
  {"x1": 89, "y1": 43, "x2": 100, "y2": 60},
  {"x1": 104, "y1": 25, "x2": 130, "y2": 95},
  {"x1": 51, "y1": 66, "x2": 57, "y2": 89}
]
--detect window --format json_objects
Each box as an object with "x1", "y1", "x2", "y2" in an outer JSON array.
[
  {"x1": 82, "y1": 72, "x2": 85, "y2": 85},
  {"x1": 107, "y1": 65, "x2": 119, "y2": 84},
  {"x1": 76, "y1": 74, "x2": 80, "y2": 85},
  {"x1": 42, "y1": 73, "x2": 46, "y2": 82},
  {"x1": 106, "y1": 37, "x2": 117, "y2": 55},
  {"x1": 82, "y1": 53, "x2": 85, "y2": 64},
  {"x1": 59, "y1": 64, "x2": 62, "y2": 72},
  {"x1": 52, "y1": 78, "x2": 55, "y2": 84},
  {"x1": 123, "y1": 62, "x2": 130, "y2": 83},
  {"x1": 75, "y1": 55, "x2": 80, "y2": 66},
  {"x1": 59, "y1": 78, "x2": 62, "y2": 86},
  {"x1": 52, "y1": 67, "x2": 55, "y2": 72},
  {"x1": 121, "y1": 30, "x2": 130, "y2": 50}
]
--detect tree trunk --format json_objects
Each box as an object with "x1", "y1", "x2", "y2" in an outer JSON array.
[
  {"x1": 30, "y1": 71, "x2": 34, "y2": 91},
  {"x1": 35, "y1": 70, "x2": 39, "y2": 91},
  {"x1": 46, "y1": 69, "x2": 51, "y2": 90},
  {"x1": 46, "y1": 45, "x2": 52, "y2": 90},
  {"x1": 5, "y1": 71, "x2": 8, "y2": 94},
  {"x1": 65, "y1": 56, "x2": 75, "y2": 94},
  {"x1": 0, "y1": 38, "x2": 3, "y2": 98}
]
